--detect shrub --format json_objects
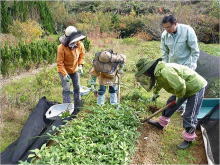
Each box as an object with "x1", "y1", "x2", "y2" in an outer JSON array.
[
  {"x1": 0, "y1": 1, "x2": 12, "y2": 33},
  {"x1": 82, "y1": 38, "x2": 91, "y2": 52},
  {"x1": 76, "y1": 12, "x2": 113, "y2": 33},
  {"x1": 9, "y1": 20, "x2": 44, "y2": 43},
  {"x1": 0, "y1": 39, "x2": 58, "y2": 77},
  {"x1": 118, "y1": 15, "x2": 145, "y2": 38},
  {"x1": 192, "y1": 14, "x2": 219, "y2": 43},
  {"x1": 141, "y1": 14, "x2": 163, "y2": 40},
  {"x1": 0, "y1": 34, "x2": 18, "y2": 47},
  {"x1": 174, "y1": 4, "x2": 219, "y2": 43}
]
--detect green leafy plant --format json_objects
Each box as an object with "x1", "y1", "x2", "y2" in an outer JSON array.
[
  {"x1": 83, "y1": 37, "x2": 91, "y2": 52},
  {"x1": 0, "y1": 39, "x2": 58, "y2": 76},
  {"x1": 23, "y1": 104, "x2": 140, "y2": 164}
]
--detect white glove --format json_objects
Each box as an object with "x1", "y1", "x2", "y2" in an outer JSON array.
[
  {"x1": 78, "y1": 65, "x2": 83, "y2": 74},
  {"x1": 63, "y1": 74, "x2": 71, "y2": 82}
]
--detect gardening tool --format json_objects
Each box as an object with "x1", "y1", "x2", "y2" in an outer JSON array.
[
  {"x1": 141, "y1": 100, "x2": 176, "y2": 123},
  {"x1": 116, "y1": 72, "x2": 121, "y2": 104}
]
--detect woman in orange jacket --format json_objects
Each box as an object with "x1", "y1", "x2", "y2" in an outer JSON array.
[{"x1": 57, "y1": 26, "x2": 86, "y2": 114}]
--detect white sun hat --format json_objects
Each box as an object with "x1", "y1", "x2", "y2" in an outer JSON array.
[{"x1": 59, "y1": 26, "x2": 86, "y2": 47}]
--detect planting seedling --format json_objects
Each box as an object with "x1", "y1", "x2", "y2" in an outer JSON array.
[{"x1": 1, "y1": 37, "x2": 213, "y2": 164}]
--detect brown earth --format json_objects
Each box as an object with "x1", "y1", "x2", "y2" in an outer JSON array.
[
  {"x1": 131, "y1": 123, "x2": 163, "y2": 164},
  {"x1": 148, "y1": 105, "x2": 160, "y2": 113},
  {"x1": 131, "y1": 123, "x2": 208, "y2": 164},
  {"x1": 192, "y1": 130, "x2": 208, "y2": 164}
]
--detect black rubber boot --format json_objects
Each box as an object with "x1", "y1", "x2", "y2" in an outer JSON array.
[
  {"x1": 148, "y1": 119, "x2": 164, "y2": 130},
  {"x1": 177, "y1": 140, "x2": 192, "y2": 149},
  {"x1": 72, "y1": 100, "x2": 83, "y2": 116}
]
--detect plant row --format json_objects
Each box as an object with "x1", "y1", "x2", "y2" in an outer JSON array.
[
  {"x1": 23, "y1": 104, "x2": 140, "y2": 164},
  {"x1": 0, "y1": 40, "x2": 58, "y2": 76}
]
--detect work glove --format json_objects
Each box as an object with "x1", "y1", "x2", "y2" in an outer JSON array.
[
  {"x1": 63, "y1": 74, "x2": 71, "y2": 82},
  {"x1": 150, "y1": 93, "x2": 160, "y2": 102},
  {"x1": 88, "y1": 76, "x2": 97, "y2": 87},
  {"x1": 78, "y1": 65, "x2": 83, "y2": 75}
]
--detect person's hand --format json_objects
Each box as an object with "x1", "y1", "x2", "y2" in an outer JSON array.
[
  {"x1": 88, "y1": 76, "x2": 97, "y2": 87},
  {"x1": 63, "y1": 74, "x2": 71, "y2": 82},
  {"x1": 78, "y1": 65, "x2": 83, "y2": 75}
]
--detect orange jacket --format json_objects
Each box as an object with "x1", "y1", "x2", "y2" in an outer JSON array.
[{"x1": 56, "y1": 41, "x2": 85, "y2": 76}]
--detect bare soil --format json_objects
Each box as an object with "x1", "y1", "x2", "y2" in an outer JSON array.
[
  {"x1": 131, "y1": 123, "x2": 208, "y2": 164},
  {"x1": 131, "y1": 123, "x2": 163, "y2": 164},
  {"x1": 148, "y1": 105, "x2": 160, "y2": 113}
]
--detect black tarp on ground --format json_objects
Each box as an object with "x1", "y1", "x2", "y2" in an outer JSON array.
[
  {"x1": 199, "y1": 103, "x2": 220, "y2": 165},
  {"x1": 0, "y1": 97, "x2": 74, "y2": 164},
  {"x1": 196, "y1": 51, "x2": 220, "y2": 98},
  {"x1": 196, "y1": 51, "x2": 220, "y2": 80}
]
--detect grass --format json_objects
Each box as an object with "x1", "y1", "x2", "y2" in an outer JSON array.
[
  {"x1": 157, "y1": 113, "x2": 196, "y2": 164},
  {"x1": 1, "y1": 38, "x2": 217, "y2": 163},
  {"x1": 199, "y1": 42, "x2": 220, "y2": 56}
]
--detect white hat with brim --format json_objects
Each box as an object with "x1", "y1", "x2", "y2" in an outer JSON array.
[
  {"x1": 59, "y1": 31, "x2": 86, "y2": 46},
  {"x1": 69, "y1": 34, "x2": 86, "y2": 44}
]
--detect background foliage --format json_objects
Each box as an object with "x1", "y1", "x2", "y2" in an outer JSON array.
[
  {"x1": 0, "y1": 40, "x2": 58, "y2": 76},
  {"x1": 1, "y1": 1, "x2": 219, "y2": 43}
]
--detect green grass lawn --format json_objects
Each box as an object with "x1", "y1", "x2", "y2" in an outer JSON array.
[
  {"x1": 199, "y1": 42, "x2": 220, "y2": 56},
  {"x1": 1, "y1": 38, "x2": 216, "y2": 163}
]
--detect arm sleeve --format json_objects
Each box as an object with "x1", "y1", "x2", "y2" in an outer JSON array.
[
  {"x1": 89, "y1": 67, "x2": 100, "y2": 77},
  {"x1": 78, "y1": 42, "x2": 86, "y2": 65},
  {"x1": 161, "y1": 33, "x2": 169, "y2": 63},
  {"x1": 161, "y1": 68, "x2": 186, "y2": 98},
  {"x1": 186, "y1": 27, "x2": 200, "y2": 70},
  {"x1": 57, "y1": 45, "x2": 67, "y2": 76},
  {"x1": 153, "y1": 83, "x2": 162, "y2": 95}
]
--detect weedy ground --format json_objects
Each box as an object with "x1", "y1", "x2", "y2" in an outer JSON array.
[{"x1": 1, "y1": 37, "x2": 216, "y2": 164}]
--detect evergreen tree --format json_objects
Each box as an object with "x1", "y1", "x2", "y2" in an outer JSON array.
[
  {"x1": 38, "y1": 1, "x2": 55, "y2": 34},
  {"x1": 0, "y1": 1, "x2": 12, "y2": 33}
]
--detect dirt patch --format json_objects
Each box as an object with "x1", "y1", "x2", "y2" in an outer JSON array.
[
  {"x1": 192, "y1": 130, "x2": 208, "y2": 164},
  {"x1": 148, "y1": 105, "x2": 160, "y2": 113},
  {"x1": 131, "y1": 123, "x2": 208, "y2": 164},
  {"x1": 131, "y1": 123, "x2": 163, "y2": 164}
]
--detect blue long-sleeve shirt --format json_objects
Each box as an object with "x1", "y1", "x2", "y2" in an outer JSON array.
[{"x1": 161, "y1": 24, "x2": 200, "y2": 70}]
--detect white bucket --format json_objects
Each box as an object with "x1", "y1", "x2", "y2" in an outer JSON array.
[{"x1": 45, "y1": 103, "x2": 74, "y2": 120}]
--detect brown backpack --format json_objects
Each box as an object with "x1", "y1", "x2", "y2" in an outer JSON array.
[{"x1": 93, "y1": 51, "x2": 119, "y2": 74}]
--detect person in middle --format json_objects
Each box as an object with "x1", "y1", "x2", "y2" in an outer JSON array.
[{"x1": 88, "y1": 50, "x2": 126, "y2": 105}]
